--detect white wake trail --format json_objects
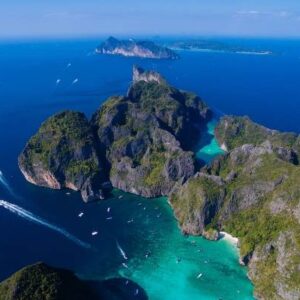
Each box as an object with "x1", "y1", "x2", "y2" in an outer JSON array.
[
  {"x1": 0, "y1": 171, "x2": 17, "y2": 197},
  {"x1": 116, "y1": 241, "x2": 128, "y2": 260},
  {"x1": 0, "y1": 200, "x2": 91, "y2": 249}
]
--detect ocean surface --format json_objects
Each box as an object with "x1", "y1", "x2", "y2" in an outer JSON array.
[{"x1": 0, "y1": 37, "x2": 300, "y2": 299}]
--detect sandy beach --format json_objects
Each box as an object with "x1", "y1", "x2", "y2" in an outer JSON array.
[{"x1": 220, "y1": 231, "x2": 239, "y2": 246}]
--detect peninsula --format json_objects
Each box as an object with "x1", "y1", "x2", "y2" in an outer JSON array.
[{"x1": 96, "y1": 37, "x2": 179, "y2": 59}]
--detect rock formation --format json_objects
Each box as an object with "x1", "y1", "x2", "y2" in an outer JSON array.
[
  {"x1": 96, "y1": 36, "x2": 179, "y2": 60},
  {"x1": 19, "y1": 67, "x2": 211, "y2": 200},
  {"x1": 170, "y1": 117, "x2": 300, "y2": 299}
]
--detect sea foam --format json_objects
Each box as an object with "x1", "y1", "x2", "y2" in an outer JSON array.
[{"x1": 0, "y1": 199, "x2": 91, "y2": 249}]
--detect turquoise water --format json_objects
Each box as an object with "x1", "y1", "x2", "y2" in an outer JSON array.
[
  {"x1": 117, "y1": 198, "x2": 253, "y2": 300},
  {"x1": 3, "y1": 37, "x2": 300, "y2": 299},
  {"x1": 197, "y1": 119, "x2": 225, "y2": 164}
]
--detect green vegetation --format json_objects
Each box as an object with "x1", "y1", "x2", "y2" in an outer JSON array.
[
  {"x1": 215, "y1": 116, "x2": 300, "y2": 154},
  {"x1": 171, "y1": 121, "x2": 300, "y2": 298},
  {"x1": 170, "y1": 175, "x2": 223, "y2": 233},
  {"x1": 0, "y1": 263, "x2": 95, "y2": 300}
]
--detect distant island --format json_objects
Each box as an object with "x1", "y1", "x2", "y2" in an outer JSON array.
[
  {"x1": 18, "y1": 67, "x2": 300, "y2": 299},
  {"x1": 96, "y1": 36, "x2": 179, "y2": 59},
  {"x1": 166, "y1": 40, "x2": 272, "y2": 55}
]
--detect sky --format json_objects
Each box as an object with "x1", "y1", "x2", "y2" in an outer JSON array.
[{"x1": 1, "y1": 0, "x2": 300, "y2": 38}]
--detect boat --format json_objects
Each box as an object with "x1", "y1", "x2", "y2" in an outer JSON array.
[
  {"x1": 122, "y1": 262, "x2": 129, "y2": 269},
  {"x1": 107, "y1": 207, "x2": 111, "y2": 213},
  {"x1": 91, "y1": 231, "x2": 98, "y2": 236},
  {"x1": 78, "y1": 212, "x2": 84, "y2": 218},
  {"x1": 197, "y1": 273, "x2": 203, "y2": 279}
]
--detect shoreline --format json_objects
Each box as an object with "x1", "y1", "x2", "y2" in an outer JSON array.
[{"x1": 220, "y1": 231, "x2": 239, "y2": 246}]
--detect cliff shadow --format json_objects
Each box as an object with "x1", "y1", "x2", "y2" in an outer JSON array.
[{"x1": 87, "y1": 277, "x2": 149, "y2": 300}]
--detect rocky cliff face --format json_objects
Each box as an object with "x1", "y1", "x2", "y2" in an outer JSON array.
[
  {"x1": 215, "y1": 115, "x2": 300, "y2": 163},
  {"x1": 18, "y1": 111, "x2": 110, "y2": 202},
  {"x1": 96, "y1": 36, "x2": 179, "y2": 60},
  {"x1": 171, "y1": 118, "x2": 300, "y2": 300},
  {"x1": 91, "y1": 67, "x2": 210, "y2": 197},
  {"x1": 19, "y1": 67, "x2": 210, "y2": 200}
]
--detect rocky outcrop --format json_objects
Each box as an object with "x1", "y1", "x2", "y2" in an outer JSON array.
[
  {"x1": 96, "y1": 36, "x2": 179, "y2": 60},
  {"x1": 18, "y1": 111, "x2": 110, "y2": 202},
  {"x1": 170, "y1": 173, "x2": 225, "y2": 235},
  {"x1": 0, "y1": 262, "x2": 148, "y2": 300},
  {"x1": 19, "y1": 67, "x2": 210, "y2": 200},
  {"x1": 91, "y1": 67, "x2": 210, "y2": 197},
  {"x1": 133, "y1": 66, "x2": 166, "y2": 85},
  {"x1": 215, "y1": 115, "x2": 300, "y2": 164},
  {"x1": 171, "y1": 120, "x2": 300, "y2": 299}
]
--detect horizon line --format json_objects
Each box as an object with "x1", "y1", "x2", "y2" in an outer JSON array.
[{"x1": 1, "y1": 33, "x2": 300, "y2": 42}]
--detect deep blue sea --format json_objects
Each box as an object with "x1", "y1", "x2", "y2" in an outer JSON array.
[{"x1": 0, "y1": 37, "x2": 300, "y2": 299}]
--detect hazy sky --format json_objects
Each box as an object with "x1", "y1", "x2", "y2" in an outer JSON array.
[{"x1": 1, "y1": 0, "x2": 300, "y2": 38}]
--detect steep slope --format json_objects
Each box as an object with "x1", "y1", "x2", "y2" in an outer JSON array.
[
  {"x1": 91, "y1": 66, "x2": 210, "y2": 197},
  {"x1": 215, "y1": 115, "x2": 300, "y2": 162},
  {"x1": 18, "y1": 111, "x2": 110, "y2": 202},
  {"x1": 170, "y1": 117, "x2": 300, "y2": 300},
  {"x1": 19, "y1": 67, "x2": 211, "y2": 200}
]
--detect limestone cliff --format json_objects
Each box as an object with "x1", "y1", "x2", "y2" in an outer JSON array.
[
  {"x1": 19, "y1": 67, "x2": 210, "y2": 200},
  {"x1": 170, "y1": 117, "x2": 300, "y2": 300},
  {"x1": 18, "y1": 111, "x2": 110, "y2": 202},
  {"x1": 96, "y1": 36, "x2": 179, "y2": 60}
]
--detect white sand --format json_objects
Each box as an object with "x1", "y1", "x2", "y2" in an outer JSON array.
[
  {"x1": 220, "y1": 143, "x2": 228, "y2": 152},
  {"x1": 220, "y1": 231, "x2": 239, "y2": 246}
]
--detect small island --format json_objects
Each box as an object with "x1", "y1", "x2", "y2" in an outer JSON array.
[
  {"x1": 96, "y1": 37, "x2": 179, "y2": 59},
  {"x1": 18, "y1": 68, "x2": 300, "y2": 299}
]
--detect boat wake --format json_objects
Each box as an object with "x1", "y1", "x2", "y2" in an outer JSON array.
[
  {"x1": 0, "y1": 199, "x2": 91, "y2": 249},
  {"x1": 116, "y1": 241, "x2": 128, "y2": 260},
  {"x1": 0, "y1": 170, "x2": 18, "y2": 198}
]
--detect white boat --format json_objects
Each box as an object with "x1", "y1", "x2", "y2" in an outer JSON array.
[
  {"x1": 107, "y1": 207, "x2": 111, "y2": 213},
  {"x1": 127, "y1": 219, "x2": 134, "y2": 223},
  {"x1": 122, "y1": 262, "x2": 129, "y2": 269},
  {"x1": 78, "y1": 212, "x2": 84, "y2": 218},
  {"x1": 106, "y1": 217, "x2": 112, "y2": 220},
  {"x1": 197, "y1": 273, "x2": 203, "y2": 279},
  {"x1": 134, "y1": 289, "x2": 139, "y2": 296},
  {"x1": 91, "y1": 231, "x2": 98, "y2": 236}
]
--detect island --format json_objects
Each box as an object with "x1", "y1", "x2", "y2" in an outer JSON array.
[
  {"x1": 0, "y1": 262, "x2": 147, "y2": 300},
  {"x1": 18, "y1": 68, "x2": 300, "y2": 299},
  {"x1": 95, "y1": 37, "x2": 179, "y2": 59},
  {"x1": 167, "y1": 39, "x2": 272, "y2": 55},
  {"x1": 19, "y1": 66, "x2": 211, "y2": 201}
]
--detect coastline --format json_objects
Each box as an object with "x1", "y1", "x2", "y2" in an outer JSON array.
[{"x1": 220, "y1": 231, "x2": 239, "y2": 246}]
